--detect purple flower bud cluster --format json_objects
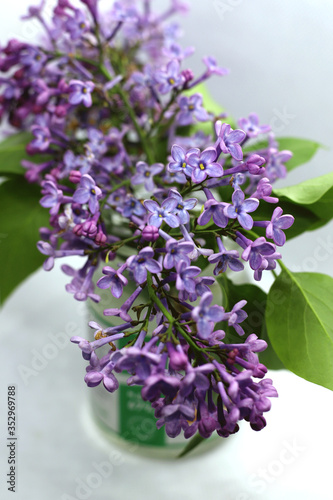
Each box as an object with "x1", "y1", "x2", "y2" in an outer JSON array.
[{"x1": 1, "y1": 0, "x2": 295, "y2": 442}]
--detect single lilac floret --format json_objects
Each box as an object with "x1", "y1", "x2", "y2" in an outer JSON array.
[
  {"x1": 238, "y1": 113, "x2": 270, "y2": 138},
  {"x1": 132, "y1": 161, "x2": 164, "y2": 191},
  {"x1": 187, "y1": 147, "x2": 223, "y2": 183},
  {"x1": 168, "y1": 145, "x2": 198, "y2": 178},
  {"x1": 154, "y1": 59, "x2": 184, "y2": 94},
  {"x1": 144, "y1": 197, "x2": 180, "y2": 228},
  {"x1": 197, "y1": 198, "x2": 228, "y2": 228},
  {"x1": 208, "y1": 238, "x2": 244, "y2": 274},
  {"x1": 97, "y1": 264, "x2": 128, "y2": 299},
  {"x1": 176, "y1": 260, "x2": 201, "y2": 293},
  {"x1": 73, "y1": 174, "x2": 102, "y2": 214},
  {"x1": 168, "y1": 189, "x2": 197, "y2": 224},
  {"x1": 176, "y1": 93, "x2": 209, "y2": 126},
  {"x1": 68, "y1": 80, "x2": 94, "y2": 107},
  {"x1": 225, "y1": 189, "x2": 259, "y2": 230},
  {"x1": 126, "y1": 247, "x2": 162, "y2": 284},
  {"x1": 191, "y1": 291, "x2": 225, "y2": 339},
  {"x1": 215, "y1": 121, "x2": 246, "y2": 161},
  {"x1": 266, "y1": 207, "x2": 294, "y2": 246}
]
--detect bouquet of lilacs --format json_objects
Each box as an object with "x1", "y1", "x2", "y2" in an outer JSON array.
[{"x1": 1, "y1": 0, "x2": 332, "y2": 453}]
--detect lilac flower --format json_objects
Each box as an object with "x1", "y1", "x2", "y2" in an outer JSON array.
[
  {"x1": 141, "y1": 372, "x2": 180, "y2": 401},
  {"x1": 37, "y1": 241, "x2": 85, "y2": 271},
  {"x1": 115, "y1": 347, "x2": 161, "y2": 381},
  {"x1": 202, "y1": 56, "x2": 229, "y2": 76},
  {"x1": 163, "y1": 42, "x2": 194, "y2": 61},
  {"x1": 30, "y1": 125, "x2": 51, "y2": 151},
  {"x1": 20, "y1": 46, "x2": 47, "y2": 74},
  {"x1": 225, "y1": 300, "x2": 248, "y2": 336},
  {"x1": 168, "y1": 145, "x2": 198, "y2": 178},
  {"x1": 142, "y1": 225, "x2": 159, "y2": 242},
  {"x1": 187, "y1": 147, "x2": 223, "y2": 183},
  {"x1": 215, "y1": 121, "x2": 246, "y2": 161},
  {"x1": 96, "y1": 264, "x2": 128, "y2": 298},
  {"x1": 154, "y1": 59, "x2": 184, "y2": 94},
  {"x1": 197, "y1": 198, "x2": 228, "y2": 228},
  {"x1": 225, "y1": 189, "x2": 259, "y2": 230},
  {"x1": 237, "y1": 234, "x2": 278, "y2": 271},
  {"x1": 68, "y1": 80, "x2": 94, "y2": 107},
  {"x1": 253, "y1": 252, "x2": 282, "y2": 281},
  {"x1": 132, "y1": 161, "x2": 164, "y2": 191},
  {"x1": 168, "y1": 189, "x2": 197, "y2": 224},
  {"x1": 265, "y1": 149, "x2": 292, "y2": 182},
  {"x1": 208, "y1": 238, "x2": 244, "y2": 274},
  {"x1": 180, "y1": 364, "x2": 215, "y2": 397},
  {"x1": 66, "y1": 9, "x2": 90, "y2": 40},
  {"x1": 156, "y1": 401, "x2": 195, "y2": 438},
  {"x1": 144, "y1": 198, "x2": 180, "y2": 228},
  {"x1": 238, "y1": 113, "x2": 270, "y2": 138},
  {"x1": 84, "y1": 354, "x2": 119, "y2": 392},
  {"x1": 122, "y1": 196, "x2": 146, "y2": 219},
  {"x1": 251, "y1": 177, "x2": 278, "y2": 203},
  {"x1": 110, "y1": 1, "x2": 138, "y2": 22},
  {"x1": 162, "y1": 169, "x2": 187, "y2": 184},
  {"x1": 166, "y1": 342, "x2": 188, "y2": 371},
  {"x1": 184, "y1": 397, "x2": 217, "y2": 439},
  {"x1": 126, "y1": 247, "x2": 162, "y2": 284},
  {"x1": 176, "y1": 94, "x2": 209, "y2": 126},
  {"x1": 163, "y1": 238, "x2": 194, "y2": 269},
  {"x1": 62, "y1": 263, "x2": 101, "y2": 302},
  {"x1": 191, "y1": 291, "x2": 225, "y2": 339},
  {"x1": 266, "y1": 207, "x2": 294, "y2": 246},
  {"x1": 176, "y1": 260, "x2": 201, "y2": 293},
  {"x1": 87, "y1": 128, "x2": 107, "y2": 156},
  {"x1": 40, "y1": 180, "x2": 67, "y2": 215},
  {"x1": 21, "y1": 0, "x2": 45, "y2": 20},
  {"x1": 104, "y1": 286, "x2": 143, "y2": 322},
  {"x1": 73, "y1": 174, "x2": 102, "y2": 214},
  {"x1": 244, "y1": 154, "x2": 266, "y2": 175}
]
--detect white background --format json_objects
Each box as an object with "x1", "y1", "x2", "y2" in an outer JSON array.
[{"x1": 1, "y1": 1, "x2": 333, "y2": 499}]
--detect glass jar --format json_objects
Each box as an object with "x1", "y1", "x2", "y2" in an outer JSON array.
[{"x1": 85, "y1": 257, "x2": 223, "y2": 458}]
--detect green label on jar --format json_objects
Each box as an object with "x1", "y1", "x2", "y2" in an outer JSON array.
[{"x1": 119, "y1": 384, "x2": 165, "y2": 446}]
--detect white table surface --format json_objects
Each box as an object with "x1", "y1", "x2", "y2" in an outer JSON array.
[{"x1": 1, "y1": 1, "x2": 333, "y2": 499}]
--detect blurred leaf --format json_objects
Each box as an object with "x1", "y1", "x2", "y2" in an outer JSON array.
[
  {"x1": 0, "y1": 176, "x2": 48, "y2": 305},
  {"x1": 266, "y1": 268, "x2": 333, "y2": 390},
  {"x1": 0, "y1": 132, "x2": 32, "y2": 175}
]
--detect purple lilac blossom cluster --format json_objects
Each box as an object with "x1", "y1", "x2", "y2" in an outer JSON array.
[{"x1": 0, "y1": 0, "x2": 295, "y2": 440}]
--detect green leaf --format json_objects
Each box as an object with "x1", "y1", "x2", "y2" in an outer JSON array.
[
  {"x1": 0, "y1": 176, "x2": 49, "y2": 305},
  {"x1": 217, "y1": 276, "x2": 285, "y2": 369},
  {"x1": 0, "y1": 132, "x2": 46, "y2": 176},
  {"x1": 276, "y1": 137, "x2": 323, "y2": 172},
  {"x1": 253, "y1": 172, "x2": 333, "y2": 240},
  {"x1": 177, "y1": 433, "x2": 206, "y2": 458},
  {"x1": 266, "y1": 266, "x2": 333, "y2": 390}
]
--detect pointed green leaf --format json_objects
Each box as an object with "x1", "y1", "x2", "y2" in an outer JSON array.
[
  {"x1": 266, "y1": 267, "x2": 333, "y2": 390},
  {"x1": 177, "y1": 433, "x2": 206, "y2": 458},
  {"x1": 0, "y1": 176, "x2": 49, "y2": 304}
]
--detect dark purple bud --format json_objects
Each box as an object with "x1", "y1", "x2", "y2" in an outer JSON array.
[
  {"x1": 69, "y1": 170, "x2": 81, "y2": 184},
  {"x1": 142, "y1": 225, "x2": 159, "y2": 242}
]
